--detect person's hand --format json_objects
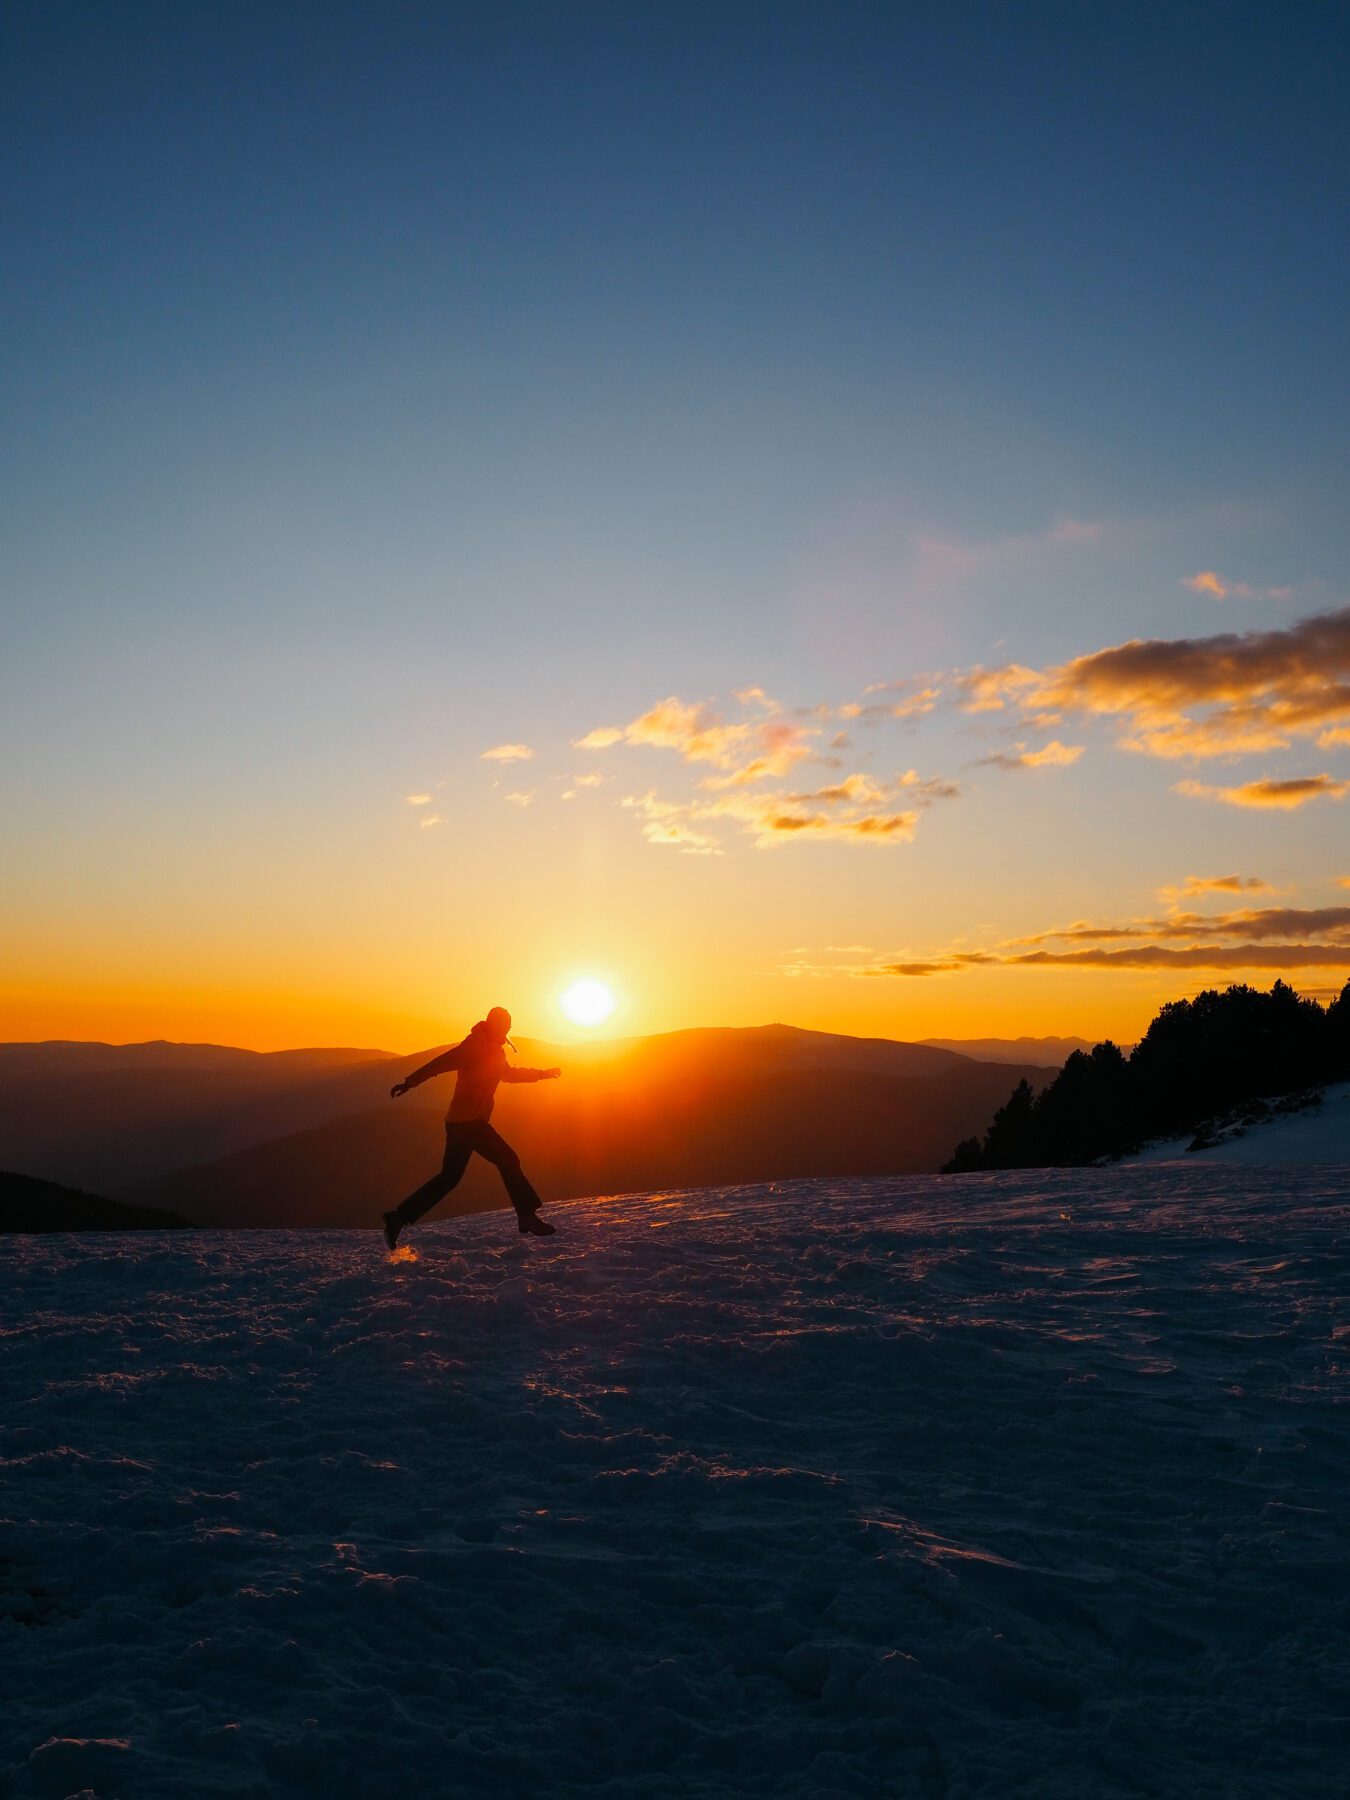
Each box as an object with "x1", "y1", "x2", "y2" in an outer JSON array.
[
  {"x1": 544, "y1": 1067, "x2": 561, "y2": 1079},
  {"x1": 390, "y1": 1080, "x2": 409, "y2": 1099}
]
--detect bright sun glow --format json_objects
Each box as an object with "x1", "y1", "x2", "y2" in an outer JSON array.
[{"x1": 559, "y1": 978, "x2": 616, "y2": 1027}]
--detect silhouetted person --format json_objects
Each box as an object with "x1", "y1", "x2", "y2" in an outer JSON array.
[{"x1": 382, "y1": 1007, "x2": 560, "y2": 1247}]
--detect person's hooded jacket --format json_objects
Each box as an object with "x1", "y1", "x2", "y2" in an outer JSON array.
[{"x1": 400, "y1": 1021, "x2": 553, "y2": 1123}]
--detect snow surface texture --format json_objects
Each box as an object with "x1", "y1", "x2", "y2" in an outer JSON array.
[
  {"x1": 3, "y1": 1168, "x2": 1347, "y2": 1800},
  {"x1": 1130, "y1": 1080, "x2": 1350, "y2": 1168}
]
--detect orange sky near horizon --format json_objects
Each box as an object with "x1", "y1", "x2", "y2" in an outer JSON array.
[
  {"x1": 6, "y1": 680, "x2": 1350, "y2": 1058},
  {"x1": 7, "y1": 651, "x2": 1350, "y2": 1057},
  {"x1": 0, "y1": 961, "x2": 1326, "y2": 1058}
]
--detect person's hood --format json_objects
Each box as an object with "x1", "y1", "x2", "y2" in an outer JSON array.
[{"x1": 468, "y1": 1018, "x2": 515, "y2": 1051}]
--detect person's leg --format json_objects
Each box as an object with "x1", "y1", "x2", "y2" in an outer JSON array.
[
  {"x1": 390, "y1": 1127, "x2": 474, "y2": 1228},
  {"x1": 471, "y1": 1122, "x2": 545, "y2": 1218}
]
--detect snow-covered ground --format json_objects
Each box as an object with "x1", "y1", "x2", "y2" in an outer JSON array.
[
  {"x1": 3, "y1": 1168, "x2": 1347, "y2": 1799},
  {"x1": 1127, "y1": 1080, "x2": 1350, "y2": 1169}
]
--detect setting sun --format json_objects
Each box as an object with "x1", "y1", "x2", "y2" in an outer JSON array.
[{"x1": 559, "y1": 978, "x2": 616, "y2": 1028}]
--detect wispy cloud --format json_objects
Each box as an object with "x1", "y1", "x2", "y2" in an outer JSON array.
[
  {"x1": 1005, "y1": 942, "x2": 1350, "y2": 970},
  {"x1": 481, "y1": 743, "x2": 535, "y2": 763},
  {"x1": 898, "y1": 769, "x2": 962, "y2": 801},
  {"x1": 782, "y1": 774, "x2": 890, "y2": 807},
  {"x1": 843, "y1": 680, "x2": 943, "y2": 721},
  {"x1": 851, "y1": 898, "x2": 1350, "y2": 978},
  {"x1": 1182, "y1": 570, "x2": 1293, "y2": 603},
  {"x1": 621, "y1": 775, "x2": 952, "y2": 853},
  {"x1": 706, "y1": 787, "x2": 923, "y2": 849},
  {"x1": 1160, "y1": 873, "x2": 1272, "y2": 899},
  {"x1": 1183, "y1": 571, "x2": 1228, "y2": 600},
  {"x1": 975, "y1": 739, "x2": 1084, "y2": 772},
  {"x1": 1011, "y1": 905, "x2": 1350, "y2": 946},
  {"x1": 865, "y1": 957, "x2": 993, "y2": 976},
  {"x1": 1175, "y1": 774, "x2": 1350, "y2": 810},
  {"x1": 958, "y1": 602, "x2": 1350, "y2": 760},
  {"x1": 405, "y1": 793, "x2": 433, "y2": 806},
  {"x1": 503, "y1": 790, "x2": 536, "y2": 806},
  {"x1": 621, "y1": 793, "x2": 722, "y2": 854},
  {"x1": 576, "y1": 686, "x2": 961, "y2": 852},
  {"x1": 578, "y1": 694, "x2": 818, "y2": 782}
]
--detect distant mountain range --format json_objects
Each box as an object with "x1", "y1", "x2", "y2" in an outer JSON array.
[
  {"x1": 0, "y1": 1169, "x2": 191, "y2": 1233},
  {"x1": 920, "y1": 1036, "x2": 1098, "y2": 1064},
  {"x1": 0, "y1": 1026, "x2": 1065, "y2": 1228},
  {"x1": 0, "y1": 1040, "x2": 399, "y2": 1190}
]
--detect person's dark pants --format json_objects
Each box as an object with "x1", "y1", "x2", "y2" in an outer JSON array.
[{"x1": 390, "y1": 1119, "x2": 543, "y2": 1226}]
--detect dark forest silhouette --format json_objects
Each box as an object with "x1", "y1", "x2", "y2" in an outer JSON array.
[{"x1": 944, "y1": 979, "x2": 1350, "y2": 1171}]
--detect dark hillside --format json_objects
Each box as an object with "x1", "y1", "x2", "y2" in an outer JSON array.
[
  {"x1": 0, "y1": 1025, "x2": 983, "y2": 1194},
  {"x1": 124, "y1": 1056, "x2": 1049, "y2": 1228},
  {"x1": 1, "y1": 1169, "x2": 192, "y2": 1232},
  {"x1": 0, "y1": 1043, "x2": 401, "y2": 1190}
]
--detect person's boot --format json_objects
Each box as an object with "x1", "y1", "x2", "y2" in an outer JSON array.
[
  {"x1": 518, "y1": 1210, "x2": 556, "y2": 1236},
  {"x1": 382, "y1": 1211, "x2": 402, "y2": 1251}
]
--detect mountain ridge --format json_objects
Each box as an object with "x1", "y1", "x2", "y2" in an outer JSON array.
[
  {"x1": 920, "y1": 1034, "x2": 1096, "y2": 1065},
  {"x1": 0, "y1": 1023, "x2": 1060, "y2": 1194},
  {"x1": 120, "y1": 1046, "x2": 1053, "y2": 1228}
]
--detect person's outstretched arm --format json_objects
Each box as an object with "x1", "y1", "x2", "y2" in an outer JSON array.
[
  {"x1": 390, "y1": 1046, "x2": 465, "y2": 1099},
  {"x1": 501, "y1": 1065, "x2": 561, "y2": 1083}
]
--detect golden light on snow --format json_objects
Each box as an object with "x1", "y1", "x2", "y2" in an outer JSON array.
[{"x1": 559, "y1": 978, "x2": 616, "y2": 1027}]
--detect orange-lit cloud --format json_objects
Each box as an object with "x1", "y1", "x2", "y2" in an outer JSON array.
[
  {"x1": 1006, "y1": 943, "x2": 1350, "y2": 970},
  {"x1": 856, "y1": 898, "x2": 1350, "y2": 979},
  {"x1": 709, "y1": 788, "x2": 922, "y2": 849},
  {"x1": 870, "y1": 937, "x2": 1350, "y2": 974},
  {"x1": 863, "y1": 952, "x2": 996, "y2": 976},
  {"x1": 784, "y1": 774, "x2": 891, "y2": 807},
  {"x1": 850, "y1": 681, "x2": 943, "y2": 720},
  {"x1": 976, "y1": 739, "x2": 1084, "y2": 772},
  {"x1": 1160, "y1": 873, "x2": 1272, "y2": 899},
  {"x1": 621, "y1": 769, "x2": 956, "y2": 853},
  {"x1": 891, "y1": 769, "x2": 957, "y2": 800},
  {"x1": 578, "y1": 694, "x2": 817, "y2": 782},
  {"x1": 1204, "y1": 905, "x2": 1350, "y2": 939},
  {"x1": 1182, "y1": 571, "x2": 1293, "y2": 602},
  {"x1": 405, "y1": 793, "x2": 433, "y2": 805},
  {"x1": 623, "y1": 697, "x2": 755, "y2": 764},
  {"x1": 1175, "y1": 774, "x2": 1350, "y2": 809},
  {"x1": 621, "y1": 793, "x2": 722, "y2": 855},
  {"x1": 1014, "y1": 905, "x2": 1350, "y2": 945},
  {"x1": 961, "y1": 664, "x2": 1042, "y2": 713},
  {"x1": 870, "y1": 960, "x2": 967, "y2": 976},
  {"x1": 959, "y1": 602, "x2": 1350, "y2": 759},
  {"x1": 1184, "y1": 571, "x2": 1228, "y2": 599},
  {"x1": 481, "y1": 743, "x2": 535, "y2": 763},
  {"x1": 503, "y1": 790, "x2": 536, "y2": 806},
  {"x1": 570, "y1": 671, "x2": 972, "y2": 862}
]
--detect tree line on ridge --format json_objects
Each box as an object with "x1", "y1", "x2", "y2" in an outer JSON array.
[{"x1": 943, "y1": 980, "x2": 1350, "y2": 1172}]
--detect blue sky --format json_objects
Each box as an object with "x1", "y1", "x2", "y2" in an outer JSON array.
[{"x1": 3, "y1": 2, "x2": 1349, "y2": 1048}]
